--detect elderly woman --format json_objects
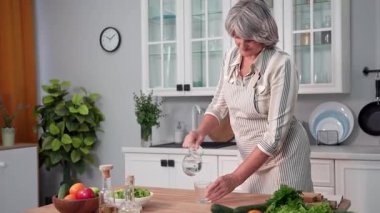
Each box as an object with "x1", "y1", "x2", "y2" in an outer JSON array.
[{"x1": 183, "y1": 0, "x2": 313, "y2": 202}]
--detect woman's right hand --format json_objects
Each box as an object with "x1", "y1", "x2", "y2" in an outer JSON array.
[{"x1": 182, "y1": 130, "x2": 205, "y2": 149}]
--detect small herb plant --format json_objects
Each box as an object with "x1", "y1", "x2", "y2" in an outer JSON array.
[
  {"x1": 133, "y1": 90, "x2": 164, "y2": 127},
  {"x1": 133, "y1": 90, "x2": 164, "y2": 140},
  {"x1": 0, "y1": 98, "x2": 24, "y2": 128}
]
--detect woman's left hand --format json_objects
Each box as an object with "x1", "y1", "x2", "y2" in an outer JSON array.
[{"x1": 206, "y1": 173, "x2": 241, "y2": 202}]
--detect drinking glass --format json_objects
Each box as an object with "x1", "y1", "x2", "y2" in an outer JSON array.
[{"x1": 194, "y1": 180, "x2": 211, "y2": 203}]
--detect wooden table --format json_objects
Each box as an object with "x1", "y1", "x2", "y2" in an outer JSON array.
[{"x1": 24, "y1": 187, "x2": 350, "y2": 213}]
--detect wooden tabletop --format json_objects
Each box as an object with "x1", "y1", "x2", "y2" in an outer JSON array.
[{"x1": 24, "y1": 187, "x2": 350, "y2": 213}]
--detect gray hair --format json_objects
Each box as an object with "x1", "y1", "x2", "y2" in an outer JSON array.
[{"x1": 225, "y1": 0, "x2": 278, "y2": 48}]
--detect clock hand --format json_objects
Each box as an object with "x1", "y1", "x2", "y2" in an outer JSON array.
[{"x1": 110, "y1": 34, "x2": 116, "y2": 40}]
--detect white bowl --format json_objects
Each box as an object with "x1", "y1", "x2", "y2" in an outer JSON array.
[
  {"x1": 114, "y1": 192, "x2": 153, "y2": 207},
  {"x1": 136, "y1": 192, "x2": 154, "y2": 206}
]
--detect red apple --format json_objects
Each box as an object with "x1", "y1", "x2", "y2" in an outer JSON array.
[{"x1": 75, "y1": 187, "x2": 95, "y2": 199}]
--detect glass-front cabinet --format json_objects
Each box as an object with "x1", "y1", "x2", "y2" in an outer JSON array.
[
  {"x1": 284, "y1": 0, "x2": 350, "y2": 94},
  {"x1": 141, "y1": 0, "x2": 232, "y2": 96},
  {"x1": 142, "y1": 0, "x2": 344, "y2": 96}
]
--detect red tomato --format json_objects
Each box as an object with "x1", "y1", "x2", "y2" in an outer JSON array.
[{"x1": 75, "y1": 187, "x2": 95, "y2": 199}]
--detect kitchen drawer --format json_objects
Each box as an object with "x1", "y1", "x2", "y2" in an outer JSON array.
[{"x1": 310, "y1": 159, "x2": 335, "y2": 187}]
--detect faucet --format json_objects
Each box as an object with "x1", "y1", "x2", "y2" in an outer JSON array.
[{"x1": 191, "y1": 105, "x2": 203, "y2": 130}]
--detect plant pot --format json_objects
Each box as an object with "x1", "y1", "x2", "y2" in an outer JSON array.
[
  {"x1": 141, "y1": 125, "x2": 152, "y2": 147},
  {"x1": 2, "y1": 127, "x2": 15, "y2": 147}
]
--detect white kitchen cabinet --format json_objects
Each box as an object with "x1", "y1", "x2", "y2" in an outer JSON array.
[
  {"x1": 218, "y1": 155, "x2": 247, "y2": 192},
  {"x1": 124, "y1": 152, "x2": 218, "y2": 189},
  {"x1": 284, "y1": 0, "x2": 350, "y2": 94},
  {"x1": 141, "y1": 0, "x2": 232, "y2": 96},
  {"x1": 310, "y1": 159, "x2": 335, "y2": 194},
  {"x1": 0, "y1": 145, "x2": 38, "y2": 212},
  {"x1": 335, "y1": 160, "x2": 380, "y2": 213},
  {"x1": 141, "y1": 0, "x2": 283, "y2": 96}
]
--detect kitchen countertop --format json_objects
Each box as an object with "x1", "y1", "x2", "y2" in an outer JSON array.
[
  {"x1": 0, "y1": 143, "x2": 36, "y2": 151},
  {"x1": 122, "y1": 144, "x2": 239, "y2": 155},
  {"x1": 24, "y1": 187, "x2": 350, "y2": 213},
  {"x1": 122, "y1": 144, "x2": 380, "y2": 161},
  {"x1": 310, "y1": 145, "x2": 380, "y2": 160}
]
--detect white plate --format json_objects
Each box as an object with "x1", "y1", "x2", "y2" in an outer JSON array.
[{"x1": 309, "y1": 102, "x2": 354, "y2": 144}]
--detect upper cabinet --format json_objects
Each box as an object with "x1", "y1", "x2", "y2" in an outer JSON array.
[
  {"x1": 284, "y1": 0, "x2": 350, "y2": 94},
  {"x1": 263, "y1": 0, "x2": 284, "y2": 50},
  {"x1": 141, "y1": 0, "x2": 232, "y2": 96},
  {"x1": 141, "y1": 0, "x2": 349, "y2": 96}
]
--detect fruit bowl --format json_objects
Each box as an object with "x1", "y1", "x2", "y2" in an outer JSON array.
[{"x1": 52, "y1": 195, "x2": 99, "y2": 213}]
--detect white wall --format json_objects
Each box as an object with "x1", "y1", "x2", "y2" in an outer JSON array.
[
  {"x1": 34, "y1": 0, "x2": 380, "y2": 204},
  {"x1": 34, "y1": 0, "x2": 142, "y2": 203}
]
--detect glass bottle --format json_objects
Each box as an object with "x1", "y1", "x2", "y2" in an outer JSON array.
[
  {"x1": 99, "y1": 164, "x2": 117, "y2": 213},
  {"x1": 119, "y1": 175, "x2": 142, "y2": 213}
]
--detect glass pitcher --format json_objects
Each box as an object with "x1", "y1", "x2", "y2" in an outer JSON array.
[{"x1": 182, "y1": 146, "x2": 203, "y2": 176}]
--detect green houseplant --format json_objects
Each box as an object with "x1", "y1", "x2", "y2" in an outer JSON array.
[
  {"x1": 35, "y1": 79, "x2": 105, "y2": 186},
  {"x1": 133, "y1": 90, "x2": 164, "y2": 147}
]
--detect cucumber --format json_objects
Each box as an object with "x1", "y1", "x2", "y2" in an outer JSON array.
[
  {"x1": 57, "y1": 183, "x2": 70, "y2": 199},
  {"x1": 211, "y1": 203, "x2": 234, "y2": 213},
  {"x1": 233, "y1": 203, "x2": 267, "y2": 213}
]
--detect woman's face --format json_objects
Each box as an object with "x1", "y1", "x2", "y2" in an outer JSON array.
[{"x1": 233, "y1": 36, "x2": 264, "y2": 57}]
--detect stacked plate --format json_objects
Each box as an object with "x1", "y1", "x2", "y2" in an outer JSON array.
[{"x1": 309, "y1": 102, "x2": 354, "y2": 145}]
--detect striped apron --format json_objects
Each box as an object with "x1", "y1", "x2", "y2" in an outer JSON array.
[{"x1": 222, "y1": 68, "x2": 313, "y2": 194}]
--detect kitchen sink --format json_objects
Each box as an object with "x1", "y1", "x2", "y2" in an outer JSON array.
[{"x1": 151, "y1": 141, "x2": 236, "y2": 149}]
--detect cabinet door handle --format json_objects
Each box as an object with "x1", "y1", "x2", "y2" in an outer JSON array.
[
  {"x1": 176, "y1": 84, "x2": 183, "y2": 91},
  {"x1": 160, "y1": 159, "x2": 168, "y2": 167},
  {"x1": 168, "y1": 159, "x2": 175, "y2": 167},
  {"x1": 184, "y1": 84, "x2": 190, "y2": 91}
]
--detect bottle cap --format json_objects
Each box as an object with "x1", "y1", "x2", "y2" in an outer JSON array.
[
  {"x1": 126, "y1": 175, "x2": 135, "y2": 185},
  {"x1": 99, "y1": 164, "x2": 113, "y2": 178}
]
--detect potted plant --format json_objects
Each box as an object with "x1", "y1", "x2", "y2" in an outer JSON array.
[
  {"x1": 133, "y1": 90, "x2": 164, "y2": 147},
  {"x1": 0, "y1": 98, "x2": 23, "y2": 146},
  {"x1": 35, "y1": 79, "x2": 105, "y2": 187}
]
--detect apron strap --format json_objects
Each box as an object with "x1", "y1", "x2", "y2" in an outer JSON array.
[{"x1": 250, "y1": 70, "x2": 261, "y2": 89}]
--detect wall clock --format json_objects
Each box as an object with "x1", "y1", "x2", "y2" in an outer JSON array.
[{"x1": 99, "y1": 27, "x2": 121, "y2": 52}]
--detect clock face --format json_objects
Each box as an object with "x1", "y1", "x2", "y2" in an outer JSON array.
[{"x1": 100, "y1": 27, "x2": 121, "y2": 52}]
